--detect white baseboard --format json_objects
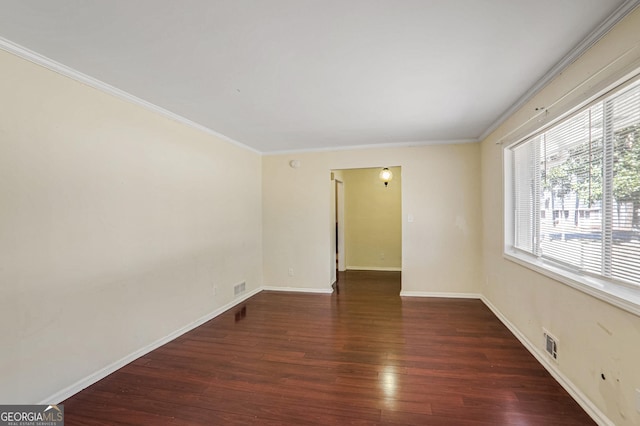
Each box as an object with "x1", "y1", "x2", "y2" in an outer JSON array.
[
  {"x1": 41, "y1": 285, "x2": 609, "y2": 426},
  {"x1": 479, "y1": 295, "x2": 613, "y2": 426},
  {"x1": 262, "y1": 286, "x2": 334, "y2": 294},
  {"x1": 346, "y1": 266, "x2": 402, "y2": 272},
  {"x1": 41, "y1": 287, "x2": 261, "y2": 405},
  {"x1": 400, "y1": 291, "x2": 481, "y2": 299}
]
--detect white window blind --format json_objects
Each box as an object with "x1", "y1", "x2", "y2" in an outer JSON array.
[{"x1": 510, "y1": 78, "x2": 640, "y2": 288}]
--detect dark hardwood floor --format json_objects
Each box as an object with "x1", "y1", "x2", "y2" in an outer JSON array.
[{"x1": 63, "y1": 271, "x2": 594, "y2": 425}]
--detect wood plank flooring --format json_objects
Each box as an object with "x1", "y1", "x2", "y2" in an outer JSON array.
[{"x1": 63, "y1": 271, "x2": 594, "y2": 425}]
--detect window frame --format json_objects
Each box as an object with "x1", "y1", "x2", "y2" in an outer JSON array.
[{"x1": 503, "y1": 73, "x2": 640, "y2": 317}]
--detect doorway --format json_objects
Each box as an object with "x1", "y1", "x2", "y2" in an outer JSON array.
[
  {"x1": 336, "y1": 179, "x2": 345, "y2": 272},
  {"x1": 330, "y1": 167, "x2": 402, "y2": 290}
]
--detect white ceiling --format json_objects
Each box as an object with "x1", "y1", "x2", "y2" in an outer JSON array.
[{"x1": 0, "y1": 1, "x2": 636, "y2": 153}]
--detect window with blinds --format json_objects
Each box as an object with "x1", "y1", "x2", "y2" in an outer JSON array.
[{"x1": 509, "y1": 77, "x2": 640, "y2": 288}]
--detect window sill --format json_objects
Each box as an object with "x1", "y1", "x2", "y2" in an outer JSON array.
[{"x1": 503, "y1": 250, "x2": 640, "y2": 317}]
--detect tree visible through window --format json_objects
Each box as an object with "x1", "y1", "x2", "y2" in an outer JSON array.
[{"x1": 510, "y1": 78, "x2": 640, "y2": 287}]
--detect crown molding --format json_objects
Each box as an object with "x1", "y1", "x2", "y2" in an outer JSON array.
[
  {"x1": 262, "y1": 138, "x2": 479, "y2": 156},
  {"x1": 0, "y1": 37, "x2": 261, "y2": 155},
  {"x1": 0, "y1": 35, "x2": 478, "y2": 157},
  {"x1": 4, "y1": 0, "x2": 637, "y2": 156},
  {"x1": 478, "y1": 0, "x2": 640, "y2": 142}
]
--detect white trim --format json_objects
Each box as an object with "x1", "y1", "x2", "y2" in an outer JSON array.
[
  {"x1": 40, "y1": 287, "x2": 261, "y2": 404},
  {"x1": 504, "y1": 252, "x2": 640, "y2": 317},
  {"x1": 38, "y1": 283, "x2": 613, "y2": 426},
  {"x1": 501, "y1": 69, "x2": 640, "y2": 318},
  {"x1": 262, "y1": 286, "x2": 334, "y2": 294},
  {"x1": 480, "y1": 295, "x2": 614, "y2": 426},
  {"x1": 399, "y1": 291, "x2": 481, "y2": 299},
  {"x1": 262, "y1": 139, "x2": 478, "y2": 156},
  {"x1": 40, "y1": 284, "x2": 337, "y2": 403},
  {"x1": 347, "y1": 266, "x2": 402, "y2": 272},
  {"x1": 0, "y1": 36, "x2": 478, "y2": 156},
  {"x1": 2, "y1": 2, "x2": 638, "y2": 157},
  {"x1": 480, "y1": 0, "x2": 640, "y2": 142},
  {"x1": 0, "y1": 37, "x2": 260, "y2": 155},
  {"x1": 498, "y1": 51, "x2": 640, "y2": 147}
]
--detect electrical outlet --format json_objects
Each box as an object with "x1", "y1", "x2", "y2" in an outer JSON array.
[
  {"x1": 288, "y1": 268, "x2": 294, "y2": 276},
  {"x1": 212, "y1": 285, "x2": 218, "y2": 295}
]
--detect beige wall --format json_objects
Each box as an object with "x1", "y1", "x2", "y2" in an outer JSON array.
[
  {"x1": 0, "y1": 50, "x2": 263, "y2": 403},
  {"x1": 480, "y1": 7, "x2": 640, "y2": 426},
  {"x1": 342, "y1": 167, "x2": 402, "y2": 270},
  {"x1": 262, "y1": 144, "x2": 481, "y2": 294},
  {"x1": 5, "y1": 8, "x2": 637, "y2": 422}
]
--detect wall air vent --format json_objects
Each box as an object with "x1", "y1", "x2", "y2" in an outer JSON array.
[
  {"x1": 543, "y1": 328, "x2": 558, "y2": 362},
  {"x1": 234, "y1": 281, "x2": 246, "y2": 296}
]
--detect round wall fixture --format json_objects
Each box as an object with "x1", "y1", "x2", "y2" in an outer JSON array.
[
  {"x1": 379, "y1": 167, "x2": 393, "y2": 187},
  {"x1": 289, "y1": 160, "x2": 301, "y2": 168}
]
